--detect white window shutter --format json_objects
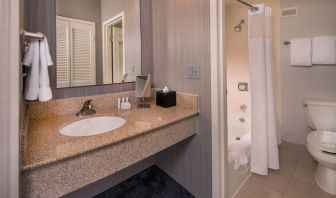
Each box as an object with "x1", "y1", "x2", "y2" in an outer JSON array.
[
  {"x1": 56, "y1": 18, "x2": 71, "y2": 88},
  {"x1": 70, "y1": 22, "x2": 96, "y2": 87}
]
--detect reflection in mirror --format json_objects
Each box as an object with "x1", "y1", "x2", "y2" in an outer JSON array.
[
  {"x1": 102, "y1": 12, "x2": 125, "y2": 84},
  {"x1": 56, "y1": 0, "x2": 141, "y2": 88}
]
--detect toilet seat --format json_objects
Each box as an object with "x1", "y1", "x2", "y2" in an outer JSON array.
[{"x1": 307, "y1": 130, "x2": 336, "y2": 154}]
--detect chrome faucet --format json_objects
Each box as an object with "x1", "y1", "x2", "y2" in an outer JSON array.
[{"x1": 76, "y1": 100, "x2": 96, "y2": 116}]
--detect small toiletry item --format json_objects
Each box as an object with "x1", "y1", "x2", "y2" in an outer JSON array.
[
  {"x1": 125, "y1": 97, "x2": 131, "y2": 109},
  {"x1": 117, "y1": 98, "x2": 121, "y2": 109},
  {"x1": 121, "y1": 97, "x2": 131, "y2": 110},
  {"x1": 156, "y1": 87, "x2": 176, "y2": 108}
]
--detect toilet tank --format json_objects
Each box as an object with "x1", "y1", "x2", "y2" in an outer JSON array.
[{"x1": 303, "y1": 98, "x2": 336, "y2": 131}]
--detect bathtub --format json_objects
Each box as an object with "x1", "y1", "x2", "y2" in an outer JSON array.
[{"x1": 227, "y1": 113, "x2": 251, "y2": 198}]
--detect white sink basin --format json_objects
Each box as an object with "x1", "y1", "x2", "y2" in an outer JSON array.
[{"x1": 60, "y1": 116, "x2": 126, "y2": 137}]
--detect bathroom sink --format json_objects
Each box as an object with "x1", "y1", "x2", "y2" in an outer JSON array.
[{"x1": 60, "y1": 116, "x2": 126, "y2": 137}]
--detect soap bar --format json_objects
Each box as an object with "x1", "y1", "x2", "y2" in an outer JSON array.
[{"x1": 156, "y1": 90, "x2": 176, "y2": 108}]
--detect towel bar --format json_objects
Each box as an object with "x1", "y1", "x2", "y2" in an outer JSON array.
[
  {"x1": 20, "y1": 28, "x2": 45, "y2": 92},
  {"x1": 20, "y1": 28, "x2": 45, "y2": 40}
]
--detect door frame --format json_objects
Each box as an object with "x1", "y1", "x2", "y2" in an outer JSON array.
[
  {"x1": 102, "y1": 12, "x2": 125, "y2": 84},
  {"x1": 0, "y1": 0, "x2": 20, "y2": 197},
  {"x1": 210, "y1": 0, "x2": 228, "y2": 197}
]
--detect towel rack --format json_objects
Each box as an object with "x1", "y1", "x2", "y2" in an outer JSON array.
[
  {"x1": 20, "y1": 28, "x2": 45, "y2": 54},
  {"x1": 20, "y1": 28, "x2": 45, "y2": 91},
  {"x1": 20, "y1": 28, "x2": 45, "y2": 40}
]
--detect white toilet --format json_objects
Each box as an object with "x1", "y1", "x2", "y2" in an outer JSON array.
[{"x1": 303, "y1": 99, "x2": 336, "y2": 195}]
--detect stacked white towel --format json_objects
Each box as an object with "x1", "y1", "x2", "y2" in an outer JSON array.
[
  {"x1": 312, "y1": 36, "x2": 336, "y2": 65},
  {"x1": 290, "y1": 38, "x2": 312, "y2": 66},
  {"x1": 23, "y1": 36, "x2": 53, "y2": 101},
  {"x1": 228, "y1": 132, "x2": 252, "y2": 170}
]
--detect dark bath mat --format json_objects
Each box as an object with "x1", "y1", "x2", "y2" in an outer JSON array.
[{"x1": 94, "y1": 165, "x2": 195, "y2": 198}]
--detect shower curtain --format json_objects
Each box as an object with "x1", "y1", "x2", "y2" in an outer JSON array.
[{"x1": 248, "y1": 4, "x2": 279, "y2": 175}]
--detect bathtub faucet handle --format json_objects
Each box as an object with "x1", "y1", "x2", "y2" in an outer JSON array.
[{"x1": 240, "y1": 104, "x2": 247, "y2": 112}]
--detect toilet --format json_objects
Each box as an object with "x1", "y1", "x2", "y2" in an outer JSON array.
[{"x1": 304, "y1": 99, "x2": 336, "y2": 195}]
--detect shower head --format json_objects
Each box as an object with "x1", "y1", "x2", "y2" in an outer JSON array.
[{"x1": 234, "y1": 20, "x2": 245, "y2": 32}]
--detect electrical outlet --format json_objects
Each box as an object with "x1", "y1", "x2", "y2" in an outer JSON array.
[{"x1": 187, "y1": 65, "x2": 200, "y2": 80}]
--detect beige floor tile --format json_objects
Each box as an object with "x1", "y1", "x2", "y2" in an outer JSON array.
[
  {"x1": 234, "y1": 177, "x2": 283, "y2": 198},
  {"x1": 280, "y1": 141, "x2": 306, "y2": 153},
  {"x1": 283, "y1": 177, "x2": 336, "y2": 198},
  {"x1": 279, "y1": 143, "x2": 302, "y2": 164},
  {"x1": 293, "y1": 149, "x2": 317, "y2": 184},
  {"x1": 234, "y1": 142, "x2": 335, "y2": 198},
  {"x1": 244, "y1": 166, "x2": 293, "y2": 194}
]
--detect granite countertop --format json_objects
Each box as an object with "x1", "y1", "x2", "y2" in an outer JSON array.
[{"x1": 21, "y1": 102, "x2": 198, "y2": 171}]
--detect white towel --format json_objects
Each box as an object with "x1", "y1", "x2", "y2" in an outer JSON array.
[
  {"x1": 228, "y1": 133, "x2": 251, "y2": 170},
  {"x1": 312, "y1": 36, "x2": 336, "y2": 65},
  {"x1": 22, "y1": 36, "x2": 53, "y2": 101},
  {"x1": 290, "y1": 38, "x2": 312, "y2": 66},
  {"x1": 23, "y1": 41, "x2": 40, "y2": 100},
  {"x1": 39, "y1": 37, "x2": 53, "y2": 101}
]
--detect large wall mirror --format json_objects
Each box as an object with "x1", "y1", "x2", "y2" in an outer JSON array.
[{"x1": 56, "y1": 0, "x2": 141, "y2": 88}]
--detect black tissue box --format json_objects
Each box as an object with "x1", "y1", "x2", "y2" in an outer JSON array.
[{"x1": 156, "y1": 90, "x2": 176, "y2": 108}]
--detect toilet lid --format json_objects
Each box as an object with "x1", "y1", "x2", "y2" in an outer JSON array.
[{"x1": 307, "y1": 131, "x2": 336, "y2": 154}]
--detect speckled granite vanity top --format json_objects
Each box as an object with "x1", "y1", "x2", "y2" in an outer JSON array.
[{"x1": 21, "y1": 91, "x2": 198, "y2": 171}]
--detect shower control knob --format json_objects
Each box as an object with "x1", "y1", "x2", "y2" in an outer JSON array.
[
  {"x1": 239, "y1": 117, "x2": 245, "y2": 123},
  {"x1": 240, "y1": 104, "x2": 247, "y2": 112}
]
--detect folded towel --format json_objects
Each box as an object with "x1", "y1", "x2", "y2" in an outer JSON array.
[
  {"x1": 290, "y1": 38, "x2": 312, "y2": 66},
  {"x1": 312, "y1": 36, "x2": 336, "y2": 65},
  {"x1": 228, "y1": 132, "x2": 251, "y2": 170},
  {"x1": 23, "y1": 41, "x2": 40, "y2": 100},
  {"x1": 39, "y1": 37, "x2": 53, "y2": 102}
]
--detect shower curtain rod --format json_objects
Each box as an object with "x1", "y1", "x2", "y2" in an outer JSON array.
[{"x1": 236, "y1": 0, "x2": 259, "y2": 11}]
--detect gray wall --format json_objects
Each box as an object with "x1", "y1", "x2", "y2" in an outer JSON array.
[
  {"x1": 56, "y1": 0, "x2": 103, "y2": 84},
  {"x1": 280, "y1": 0, "x2": 336, "y2": 144},
  {"x1": 152, "y1": 0, "x2": 212, "y2": 197}
]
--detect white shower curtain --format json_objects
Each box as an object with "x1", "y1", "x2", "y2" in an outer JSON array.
[{"x1": 248, "y1": 4, "x2": 279, "y2": 175}]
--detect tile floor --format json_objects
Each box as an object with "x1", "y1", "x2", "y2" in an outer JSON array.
[
  {"x1": 94, "y1": 165, "x2": 194, "y2": 198},
  {"x1": 234, "y1": 141, "x2": 336, "y2": 198}
]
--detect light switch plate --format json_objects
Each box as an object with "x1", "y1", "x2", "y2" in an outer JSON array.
[{"x1": 187, "y1": 65, "x2": 200, "y2": 79}]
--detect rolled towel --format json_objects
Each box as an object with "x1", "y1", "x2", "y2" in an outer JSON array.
[
  {"x1": 39, "y1": 37, "x2": 53, "y2": 102},
  {"x1": 290, "y1": 38, "x2": 312, "y2": 66},
  {"x1": 23, "y1": 41, "x2": 40, "y2": 100},
  {"x1": 312, "y1": 36, "x2": 336, "y2": 65}
]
